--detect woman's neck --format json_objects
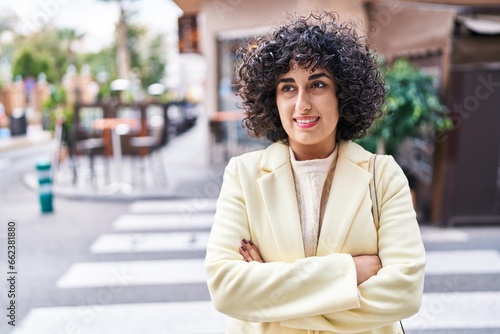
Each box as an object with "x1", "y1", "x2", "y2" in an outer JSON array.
[{"x1": 289, "y1": 142, "x2": 337, "y2": 161}]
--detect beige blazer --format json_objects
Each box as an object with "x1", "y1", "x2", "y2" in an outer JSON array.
[{"x1": 205, "y1": 141, "x2": 426, "y2": 334}]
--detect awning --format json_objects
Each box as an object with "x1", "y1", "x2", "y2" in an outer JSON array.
[
  {"x1": 458, "y1": 14, "x2": 500, "y2": 34},
  {"x1": 172, "y1": 0, "x2": 202, "y2": 14}
]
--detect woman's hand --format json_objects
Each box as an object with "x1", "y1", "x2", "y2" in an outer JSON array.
[
  {"x1": 239, "y1": 238, "x2": 265, "y2": 263},
  {"x1": 353, "y1": 255, "x2": 382, "y2": 285},
  {"x1": 239, "y1": 239, "x2": 380, "y2": 285}
]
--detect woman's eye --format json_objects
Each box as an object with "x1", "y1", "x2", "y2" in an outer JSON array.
[
  {"x1": 281, "y1": 85, "x2": 295, "y2": 92},
  {"x1": 311, "y1": 81, "x2": 326, "y2": 89}
]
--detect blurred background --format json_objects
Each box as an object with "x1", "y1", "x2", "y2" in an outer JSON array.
[{"x1": 0, "y1": 0, "x2": 499, "y2": 333}]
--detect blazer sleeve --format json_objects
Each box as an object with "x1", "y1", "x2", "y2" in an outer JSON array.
[
  {"x1": 281, "y1": 155, "x2": 427, "y2": 332},
  {"x1": 205, "y1": 157, "x2": 361, "y2": 323}
]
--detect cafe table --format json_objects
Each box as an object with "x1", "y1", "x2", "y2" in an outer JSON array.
[{"x1": 93, "y1": 118, "x2": 140, "y2": 194}]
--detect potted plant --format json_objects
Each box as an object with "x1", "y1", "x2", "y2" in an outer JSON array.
[
  {"x1": 357, "y1": 57, "x2": 453, "y2": 212},
  {"x1": 357, "y1": 57, "x2": 453, "y2": 156}
]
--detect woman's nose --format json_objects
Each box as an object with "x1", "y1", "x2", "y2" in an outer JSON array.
[{"x1": 296, "y1": 91, "x2": 312, "y2": 114}]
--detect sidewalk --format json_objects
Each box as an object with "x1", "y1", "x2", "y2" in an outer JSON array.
[
  {"x1": 23, "y1": 116, "x2": 226, "y2": 201},
  {"x1": 0, "y1": 127, "x2": 53, "y2": 152}
]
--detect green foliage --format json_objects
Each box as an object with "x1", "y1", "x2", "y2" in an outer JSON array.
[
  {"x1": 7, "y1": 1, "x2": 165, "y2": 101},
  {"x1": 42, "y1": 84, "x2": 72, "y2": 132},
  {"x1": 12, "y1": 46, "x2": 56, "y2": 82},
  {"x1": 139, "y1": 34, "x2": 166, "y2": 88},
  {"x1": 10, "y1": 27, "x2": 82, "y2": 83},
  {"x1": 77, "y1": 3, "x2": 166, "y2": 94},
  {"x1": 125, "y1": 23, "x2": 166, "y2": 88},
  {"x1": 78, "y1": 46, "x2": 116, "y2": 73},
  {"x1": 126, "y1": 22, "x2": 147, "y2": 69},
  {"x1": 357, "y1": 58, "x2": 453, "y2": 155}
]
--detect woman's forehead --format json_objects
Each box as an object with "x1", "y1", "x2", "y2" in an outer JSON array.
[{"x1": 279, "y1": 62, "x2": 331, "y2": 78}]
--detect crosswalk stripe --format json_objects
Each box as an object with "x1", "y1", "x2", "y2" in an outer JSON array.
[
  {"x1": 404, "y1": 291, "x2": 500, "y2": 330},
  {"x1": 90, "y1": 232, "x2": 210, "y2": 253},
  {"x1": 11, "y1": 292, "x2": 500, "y2": 333},
  {"x1": 58, "y1": 249, "x2": 500, "y2": 288},
  {"x1": 425, "y1": 249, "x2": 500, "y2": 275},
  {"x1": 44, "y1": 196, "x2": 500, "y2": 334},
  {"x1": 0, "y1": 157, "x2": 10, "y2": 170},
  {"x1": 112, "y1": 213, "x2": 214, "y2": 231},
  {"x1": 129, "y1": 198, "x2": 217, "y2": 214},
  {"x1": 420, "y1": 226, "x2": 469, "y2": 243},
  {"x1": 9, "y1": 301, "x2": 227, "y2": 334},
  {"x1": 56, "y1": 259, "x2": 206, "y2": 289}
]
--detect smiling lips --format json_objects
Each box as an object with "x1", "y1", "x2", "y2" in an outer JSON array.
[{"x1": 294, "y1": 116, "x2": 320, "y2": 128}]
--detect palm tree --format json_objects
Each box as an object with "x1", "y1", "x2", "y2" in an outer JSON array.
[
  {"x1": 57, "y1": 28, "x2": 85, "y2": 65},
  {"x1": 98, "y1": 0, "x2": 137, "y2": 79}
]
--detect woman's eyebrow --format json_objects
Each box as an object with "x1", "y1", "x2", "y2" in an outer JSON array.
[
  {"x1": 277, "y1": 72, "x2": 331, "y2": 84},
  {"x1": 308, "y1": 72, "x2": 331, "y2": 80},
  {"x1": 277, "y1": 77, "x2": 295, "y2": 84}
]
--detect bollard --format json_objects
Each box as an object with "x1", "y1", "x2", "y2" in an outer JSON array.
[{"x1": 36, "y1": 159, "x2": 53, "y2": 213}]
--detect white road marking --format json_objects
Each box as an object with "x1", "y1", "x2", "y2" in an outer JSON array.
[
  {"x1": 11, "y1": 292, "x2": 500, "y2": 333},
  {"x1": 404, "y1": 291, "x2": 500, "y2": 330},
  {"x1": 56, "y1": 259, "x2": 206, "y2": 289},
  {"x1": 420, "y1": 226, "x2": 469, "y2": 243},
  {"x1": 9, "y1": 301, "x2": 227, "y2": 334},
  {"x1": 129, "y1": 198, "x2": 217, "y2": 214},
  {"x1": 112, "y1": 213, "x2": 215, "y2": 231},
  {"x1": 90, "y1": 232, "x2": 210, "y2": 253},
  {"x1": 0, "y1": 157, "x2": 10, "y2": 170},
  {"x1": 425, "y1": 249, "x2": 500, "y2": 275}
]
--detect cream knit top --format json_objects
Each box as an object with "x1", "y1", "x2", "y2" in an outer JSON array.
[{"x1": 290, "y1": 145, "x2": 338, "y2": 257}]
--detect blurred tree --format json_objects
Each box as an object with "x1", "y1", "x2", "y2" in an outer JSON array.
[
  {"x1": 77, "y1": 47, "x2": 117, "y2": 82},
  {"x1": 42, "y1": 83, "x2": 69, "y2": 132},
  {"x1": 140, "y1": 33, "x2": 166, "y2": 88},
  {"x1": 97, "y1": 0, "x2": 138, "y2": 79},
  {"x1": 77, "y1": 46, "x2": 117, "y2": 101},
  {"x1": 357, "y1": 58, "x2": 453, "y2": 155},
  {"x1": 125, "y1": 23, "x2": 166, "y2": 88},
  {"x1": 10, "y1": 27, "x2": 82, "y2": 83},
  {"x1": 12, "y1": 45, "x2": 55, "y2": 82},
  {"x1": 57, "y1": 28, "x2": 85, "y2": 65},
  {"x1": 76, "y1": 23, "x2": 166, "y2": 99},
  {"x1": 75, "y1": 1, "x2": 166, "y2": 95},
  {"x1": 126, "y1": 22, "x2": 147, "y2": 70}
]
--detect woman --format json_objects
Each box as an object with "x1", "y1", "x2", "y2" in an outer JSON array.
[{"x1": 205, "y1": 11, "x2": 426, "y2": 334}]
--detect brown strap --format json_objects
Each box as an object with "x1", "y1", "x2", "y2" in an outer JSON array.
[
  {"x1": 369, "y1": 155, "x2": 405, "y2": 333},
  {"x1": 368, "y1": 154, "x2": 380, "y2": 229}
]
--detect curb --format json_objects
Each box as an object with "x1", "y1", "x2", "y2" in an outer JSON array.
[
  {"x1": 0, "y1": 131, "x2": 53, "y2": 152},
  {"x1": 23, "y1": 170, "x2": 223, "y2": 202}
]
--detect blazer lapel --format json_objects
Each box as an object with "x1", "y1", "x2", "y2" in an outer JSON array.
[
  {"x1": 258, "y1": 143, "x2": 305, "y2": 261},
  {"x1": 317, "y1": 143, "x2": 371, "y2": 256}
]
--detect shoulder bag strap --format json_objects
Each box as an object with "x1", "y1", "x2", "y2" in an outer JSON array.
[
  {"x1": 368, "y1": 153, "x2": 406, "y2": 334},
  {"x1": 368, "y1": 154, "x2": 380, "y2": 229}
]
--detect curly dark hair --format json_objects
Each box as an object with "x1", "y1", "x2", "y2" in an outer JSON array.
[{"x1": 235, "y1": 11, "x2": 386, "y2": 143}]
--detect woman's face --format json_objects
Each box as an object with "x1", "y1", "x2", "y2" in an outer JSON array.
[{"x1": 276, "y1": 64, "x2": 339, "y2": 160}]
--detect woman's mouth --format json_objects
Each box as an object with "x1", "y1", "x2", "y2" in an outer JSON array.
[{"x1": 294, "y1": 117, "x2": 320, "y2": 128}]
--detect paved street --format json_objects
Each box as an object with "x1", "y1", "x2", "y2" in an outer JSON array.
[
  {"x1": 408, "y1": 226, "x2": 500, "y2": 333},
  {"x1": 2, "y1": 194, "x2": 500, "y2": 333},
  {"x1": 3, "y1": 197, "x2": 228, "y2": 334},
  {"x1": 1, "y1": 124, "x2": 500, "y2": 333}
]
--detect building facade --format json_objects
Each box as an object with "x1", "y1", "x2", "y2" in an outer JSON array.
[{"x1": 173, "y1": 0, "x2": 500, "y2": 226}]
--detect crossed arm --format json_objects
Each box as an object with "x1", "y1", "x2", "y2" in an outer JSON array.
[
  {"x1": 240, "y1": 238, "x2": 382, "y2": 286},
  {"x1": 206, "y1": 156, "x2": 426, "y2": 332}
]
